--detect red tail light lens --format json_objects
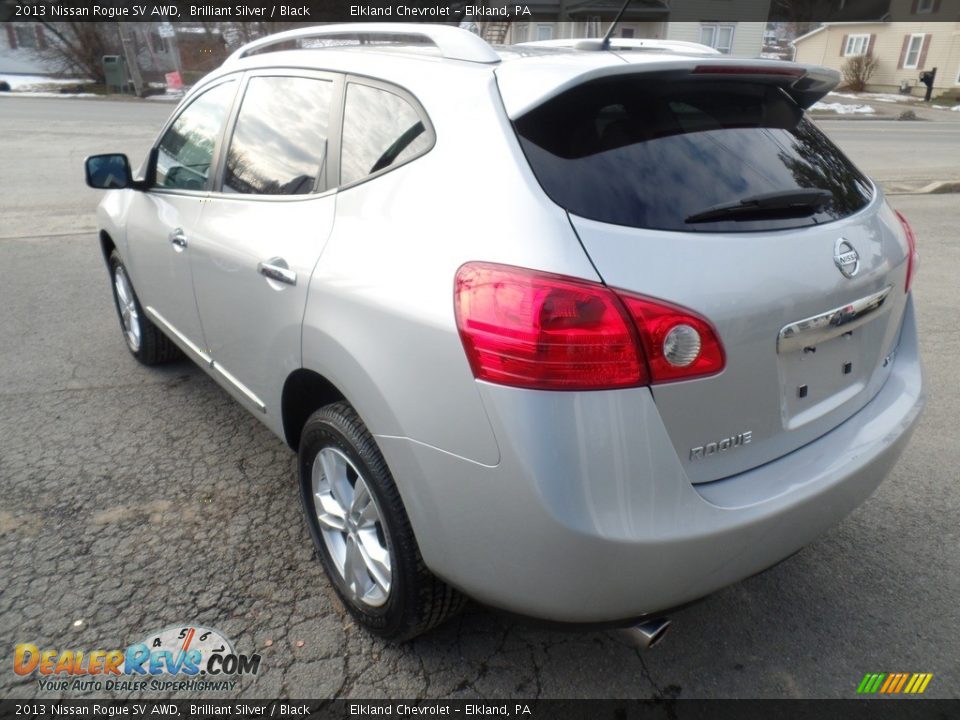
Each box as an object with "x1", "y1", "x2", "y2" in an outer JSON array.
[
  {"x1": 894, "y1": 209, "x2": 919, "y2": 293},
  {"x1": 454, "y1": 263, "x2": 645, "y2": 390},
  {"x1": 454, "y1": 263, "x2": 725, "y2": 390},
  {"x1": 618, "y1": 294, "x2": 726, "y2": 383}
]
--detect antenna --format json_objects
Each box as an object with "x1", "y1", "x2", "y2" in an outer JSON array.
[{"x1": 601, "y1": 0, "x2": 633, "y2": 50}]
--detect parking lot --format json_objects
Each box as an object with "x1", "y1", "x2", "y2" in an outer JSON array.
[{"x1": 1, "y1": 96, "x2": 958, "y2": 699}]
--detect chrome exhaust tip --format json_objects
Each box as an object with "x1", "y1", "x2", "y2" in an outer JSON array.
[{"x1": 620, "y1": 617, "x2": 671, "y2": 649}]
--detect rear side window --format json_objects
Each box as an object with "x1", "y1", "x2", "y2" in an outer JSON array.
[
  {"x1": 340, "y1": 83, "x2": 431, "y2": 186},
  {"x1": 223, "y1": 76, "x2": 333, "y2": 195},
  {"x1": 514, "y1": 77, "x2": 873, "y2": 232}
]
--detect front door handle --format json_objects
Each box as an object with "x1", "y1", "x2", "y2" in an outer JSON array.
[
  {"x1": 257, "y1": 259, "x2": 297, "y2": 286},
  {"x1": 169, "y1": 229, "x2": 188, "y2": 250}
]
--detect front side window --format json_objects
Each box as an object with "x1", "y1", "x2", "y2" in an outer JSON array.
[
  {"x1": 155, "y1": 81, "x2": 235, "y2": 191},
  {"x1": 844, "y1": 34, "x2": 870, "y2": 57},
  {"x1": 904, "y1": 34, "x2": 925, "y2": 69},
  {"x1": 340, "y1": 83, "x2": 431, "y2": 186},
  {"x1": 223, "y1": 76, "x2": 332, "y2": 195}
]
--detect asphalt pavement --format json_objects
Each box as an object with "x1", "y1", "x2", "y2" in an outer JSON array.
[{"x1": 0, "y1": 96, "x2": 958, "y2": 700}]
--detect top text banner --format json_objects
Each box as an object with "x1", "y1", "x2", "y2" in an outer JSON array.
[{"x1": 3, "y1": 0, "x2": 926, "y2": 24}]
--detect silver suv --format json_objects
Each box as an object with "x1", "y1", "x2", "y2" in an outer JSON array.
[{"x1": 85, "y1": 24, "x2": 924, "y2": 643}]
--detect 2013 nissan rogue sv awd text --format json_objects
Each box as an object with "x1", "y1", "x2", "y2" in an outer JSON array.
[{"x1": 85, "y1": 24, "x2": 924, "y2": 643}]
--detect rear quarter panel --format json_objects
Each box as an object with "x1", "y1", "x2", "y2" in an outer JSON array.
[{"x1": 301, "y1": 67, "x2": 599, "y2": 465}]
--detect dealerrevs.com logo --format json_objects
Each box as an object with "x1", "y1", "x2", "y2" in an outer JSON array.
[{"x1": 14, "y1": 625, "x2": 261, "y2": 693}]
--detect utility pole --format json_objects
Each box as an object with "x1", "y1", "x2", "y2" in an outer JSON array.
[{"x1": 117, "y1": 22, "x2": 144, "y2": 97}]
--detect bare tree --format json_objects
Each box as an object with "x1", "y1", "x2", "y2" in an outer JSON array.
[
  {"x1": 35, "y1": 22, "x2": 123, "y2": 83},
  {"x1": 841, "y1": 54, "x2": 880, "y2": 93}
]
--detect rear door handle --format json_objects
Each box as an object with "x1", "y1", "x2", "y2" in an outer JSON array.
[
  {"x1": 169, "y1": 229, "x2": 188, "y2": 250},
  {"x1": 257, "y1": 259, "x2": 297, "y2": 286}
]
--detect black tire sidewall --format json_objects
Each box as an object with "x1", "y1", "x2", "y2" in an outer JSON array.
[{"x1": 298, "y1": 408, "x2": 412, "y2": 635}]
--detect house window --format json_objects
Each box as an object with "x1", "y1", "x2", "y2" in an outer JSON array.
[
  {"x1": 917, "y1": 0, "x2": 934, "y2": 12},
  {"x1": 536, "y1": 25, "x2": 554, "y2": 42},
  {"x1": 700, "y1": 24, "x2": 735, "y2": 54},
  {"x1": 904, "y1": 34, "x2": 925, "y2": 69},
  {"x1": 150, "y1": 32, "x2": 170, "y2": 54},
  {"x1": 621, "y1": 28, "x2": 635, "y2": 39},
  {"x1": 512, "y1": 24, "x2": 528, "y2": 43},
  {"x1": 844, "y1": 34, "x2": 870, "y2": 57},
  {"x1": 14, "y1": 25, "x2": 40, "y2": 49}
]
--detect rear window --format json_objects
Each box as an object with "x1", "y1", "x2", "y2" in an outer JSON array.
[{"x1": 514, "y1": 77, "x2": 873, "y2": 233}]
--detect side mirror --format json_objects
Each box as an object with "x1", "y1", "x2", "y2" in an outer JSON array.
[{"x1": 85, "y1": 153, "x2": 137, "y2": 190}]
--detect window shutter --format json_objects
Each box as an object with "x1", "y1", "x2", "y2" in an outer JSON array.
[
  {"x1": 5, "y1": 25, "x2": 17, "y2": 50},
  {"x1": 910, "y1": 0, "x2": 919, "y2": 13},
  {"x1": 840, "y1": 34, "x2": 848, "y2": 56},
  {"x1": 897, "y1": 35, "x2": 910, "y2": 69},
  {"x1": 932, "y1": 0, "x2": 941, "y2": 11},
  {"x1": 37, "y1": 26, "x2": 48, "y2": 50},
  {"x1": 917, "y1": 35, "x2": 931, "y2": 69},
  {"x1": 867, "y1": 34, "x2": 876, "y2": 57}
]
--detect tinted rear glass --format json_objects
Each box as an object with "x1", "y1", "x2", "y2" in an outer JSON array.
[
  {"x1": 514, "y1": 77, "x2": 873, "y2": 232},
  {"x1": 340, "y1": 83, "x2": 431, "y2": 186}
]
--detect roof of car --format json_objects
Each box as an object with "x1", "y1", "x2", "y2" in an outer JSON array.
[{"x1": 199, "y1": 25, "x2": 835, "y2": 120}]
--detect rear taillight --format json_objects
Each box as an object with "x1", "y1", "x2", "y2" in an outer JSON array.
[
  {"x1": 454, "y1": 263, "x2": 725, "y2": 391},
  {"x1": 454, "y1": 263, "x2": 645, "y2": 390},
  {"x1": 895, "y1": 210, "x2": 919, "y2": 293},
  {"x1": 618, "y1": 294, "x2": 726, "y2": 383}
]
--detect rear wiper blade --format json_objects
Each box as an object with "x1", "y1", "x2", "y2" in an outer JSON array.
[{"x1": 685, "y1": 189, "x2": 834, "y2": 224}]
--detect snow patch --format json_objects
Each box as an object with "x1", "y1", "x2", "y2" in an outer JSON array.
[
  {"x1": 0, "y1": 91, "x2": 98, "y2": 99},
  {"x1": 811, "y1": 102, "x2": 876, "y2": 115},
  {"x1": 0, "y1": 75, "x2": 92, "y2": 90}
]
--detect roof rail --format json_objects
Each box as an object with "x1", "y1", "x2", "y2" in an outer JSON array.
[{"x1": 226, "y1": 23, "x2": 500, "y2": 65}]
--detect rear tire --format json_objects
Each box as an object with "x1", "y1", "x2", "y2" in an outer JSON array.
[
  {"x1": 298, "y1": 401, "x2": 466, "y2": 641},
  {"x1": 108, "y1": 251, "x2": 181, "y2": 366}
]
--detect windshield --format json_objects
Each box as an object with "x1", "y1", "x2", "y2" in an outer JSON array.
[{"x1": 514, "y1": 77, "x2": 874, "y2": 233}]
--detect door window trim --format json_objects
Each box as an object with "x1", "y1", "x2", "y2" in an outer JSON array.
[{"x1": 208, "y1": 68, "x2": 344, "y2": 203}]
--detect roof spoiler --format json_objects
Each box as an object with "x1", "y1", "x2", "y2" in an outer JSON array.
[
  {"x1": 689, "y1": 62, "x2": 840, "y2": 109},
  {"x1": 519, "y1": 38, "x2": 722, "y2": 55},
  {"x1": 496, "y1": 59, "x2": 840, "y2": 119}
]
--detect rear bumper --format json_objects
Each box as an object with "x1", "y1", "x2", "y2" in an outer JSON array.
[{"x1": 377, "y1": 298, "x2": 924, "y2": 623}]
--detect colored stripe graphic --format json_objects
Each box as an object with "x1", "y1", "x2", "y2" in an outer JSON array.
[
  {"x1": 893, "y1": 673, "x2": 910, "y2": 693},
  {"x1": 880, "y1": 673, "x2": 900, "y2": 693},
  {"x1": 857, "y1": 672, "x2": 933, "y2": 694}
]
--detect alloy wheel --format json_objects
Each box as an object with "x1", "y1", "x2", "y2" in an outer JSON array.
[{"x1": 311, "y1": 447, "x2": 392, "y2": 607}]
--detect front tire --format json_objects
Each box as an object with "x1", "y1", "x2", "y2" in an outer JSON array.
[
  {"x1": 108, "y1": 251, "x2": 181, "y2": 366},
  {"x1": 298, "y1": 401, "x2": 465, "y2": 641}
]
